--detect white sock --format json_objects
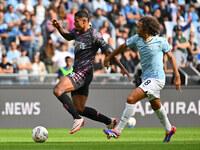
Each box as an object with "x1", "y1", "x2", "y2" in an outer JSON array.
[
  {"x1": 116, "y1": 103, "x2": 135, "y2": 133},
  {"x1": 154, "y1": 105, "x2": 171, "y2": 132}
]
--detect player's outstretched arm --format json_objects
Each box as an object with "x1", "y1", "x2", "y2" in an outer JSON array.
[
  {"x1": 166, "y1": 50, "x2": 181, "y2": 92},
  {"x1": 105, "y1": 43, "x2": 131, "y2": 80},
  {"x1": 104, "y1": 43, "x2": 127, "y2": 67}
]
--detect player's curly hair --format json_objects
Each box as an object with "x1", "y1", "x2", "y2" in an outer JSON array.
[{"x1": 139, "y1": 15, "x2": 160, "y2": 36}]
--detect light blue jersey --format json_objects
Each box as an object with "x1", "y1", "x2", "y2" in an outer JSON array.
[{"x1": 126, "y1": 34, "x2": 170, "y2": 80}]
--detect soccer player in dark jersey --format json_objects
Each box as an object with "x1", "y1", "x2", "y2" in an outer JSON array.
[{"x1": 51, "y1": 10, "x2": 131, "y2": 134}]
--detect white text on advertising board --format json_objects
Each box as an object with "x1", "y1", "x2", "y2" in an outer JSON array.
[{"x1": 1, "y1": 102, "x2": 40, "y2": 115}]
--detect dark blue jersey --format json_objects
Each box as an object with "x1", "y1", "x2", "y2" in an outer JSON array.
[{"x1": 62, "y1": 27, "x2": 109, "y2": 73}]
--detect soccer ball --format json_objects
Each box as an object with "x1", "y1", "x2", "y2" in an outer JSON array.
[
  {"x1": 32, "y1": 126, "x2": 48, "y2": 143},
  {"x1": 127, "y1": 117, "x2": 136, "y2": 128}
]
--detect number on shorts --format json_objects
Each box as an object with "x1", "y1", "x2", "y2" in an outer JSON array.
[{"x1": 144, "y1": 80, "x2": 151, "y2": 85}]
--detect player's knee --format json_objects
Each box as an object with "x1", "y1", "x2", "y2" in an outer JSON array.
[
  {"x1": 127, "y1": 95, "x2": 136, "y2": 104},
  {"x1": 151, "y1": 103, "x2": 161, "y2": 110},
  {"x1": 53, "y1": 87, "x2": 62, "y2": 97}
]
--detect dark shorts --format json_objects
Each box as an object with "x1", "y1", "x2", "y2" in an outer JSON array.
[{"x1": 66, "y1": 70, "x2": 93, "y2": 97}]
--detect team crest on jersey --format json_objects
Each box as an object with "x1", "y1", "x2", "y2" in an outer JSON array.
[
  {"x1": 74, "y1": 41, "x2": 86, "y2": 49},
  {"x1": 148, "y1": 45, "x2": 154, "y2": 49}
]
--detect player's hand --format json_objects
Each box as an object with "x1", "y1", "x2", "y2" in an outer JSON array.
[
  {"x1": 121, "y1": 67, "x2": 132, "y2": 81},
  {"x1": 104, "y1": 57, "x2": 110, "y2": 69},
  {"x1": 50, "y1": 19, "x2": 61, "y2": 29},
  {"x1": 173, "y1": 75, "x2": 181, "y2": 92}
]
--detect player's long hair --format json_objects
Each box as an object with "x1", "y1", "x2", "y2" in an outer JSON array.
[
  {"x1": 139, "y1": 15, "x2": 160, "y2": 36},
  {"x1": 75, "y1": 10, "x2": 89, "y2": 22}
]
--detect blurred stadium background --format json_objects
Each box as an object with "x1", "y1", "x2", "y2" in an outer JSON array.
[{"x1": 0, "y1": 0, "x2": 200, "y2": 149}]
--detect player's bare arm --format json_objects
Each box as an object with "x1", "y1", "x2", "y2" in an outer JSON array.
[
  {"x1": 105, "y1": 48, "x2": 131, "y2": 80},
  {"x1": 104, "y1": 43, "x2": 127, "y2": 68},
  {"x1": 166, "y1": 50, "x2": 181, "y2": 92}
]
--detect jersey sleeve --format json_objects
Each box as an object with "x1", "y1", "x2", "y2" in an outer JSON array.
[
  {"x1": 62, "y1": 28, "x2": 76, "y2": 41},
  {"x1": 126, "y1": 34, "x2": 138, "y2": 48},
  {"x1": 93, "y1": 30, "x2": 109, "y2": 53},
  {"x1": 162, "y1": 38, "x2": 171, "y2": 53}
]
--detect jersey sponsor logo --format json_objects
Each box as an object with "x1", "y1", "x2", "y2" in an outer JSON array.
[
  {"x1": 1, "y1": 102, "x2": 40, "y2": 115},
  {"x1": 74, "y1": 41, "x2": 86, "y2": 50}
]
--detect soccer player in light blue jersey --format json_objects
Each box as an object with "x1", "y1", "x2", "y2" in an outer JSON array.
[{"x1": 103, "y1": 15, "x2": 181, "y2": 142}]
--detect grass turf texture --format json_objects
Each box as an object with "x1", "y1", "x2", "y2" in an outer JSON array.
[{"x1": 0, "y1": 127, "x2": 199, "y2": 150}]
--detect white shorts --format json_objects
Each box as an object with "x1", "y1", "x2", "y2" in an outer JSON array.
[{"x1": 139, "y1": 78, "x2": 165, "y2": 101}]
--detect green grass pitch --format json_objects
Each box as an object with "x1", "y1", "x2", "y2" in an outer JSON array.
[{"x1": 0, "y1": 127, "x2": 199, "y2": 150}]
